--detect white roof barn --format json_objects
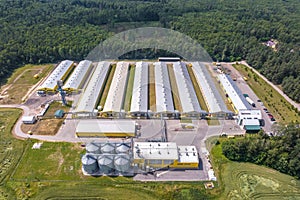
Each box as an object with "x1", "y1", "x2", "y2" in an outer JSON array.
[
  {"x1": 102, "y1": 62, "x2": 130, "y2": 113},
  {"x1": 38, "y1": 60, "x2": 74, "y2": 92},
  {"x1": 74, "y1": 61, "x2": 110, "y2": 113},
  {"x1": 154, "y1": 62, "x2": 175, "y2": 114},
  {"x1": 172, "y1": 62, "x2": 204, "y2": 115},
  {"x1": 63, "y1": 60, "x2": 93, "y2": 92},
  {"x1": 130, "y1": 61, "x2": 148, "y2": 114},
  {"x1": 191, "y1": 62, "x2": 230, "y2": 115}
]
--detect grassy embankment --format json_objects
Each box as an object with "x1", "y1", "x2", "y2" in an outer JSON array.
[
  {"x1": 0, "y1": 64, "x2": 53, "y2": 104},
  {"x1": 98, "y1": 63, "x2": 116, "y2": 110},
  {"x1": 208, "y1": 136, "x2": 300, "y2": 199},
  {"x1": 123, "y1": 64, "x2": 136, "y2": 112},
  {"x1": 148, "y1": 63, "x2": 156, "y2": 112},
  {"x1": 167, "y1": 64, "x2": 182, "y2": 112},
  {"x1": 233, "y1": 64, "x2": 299, "y2": 123}
]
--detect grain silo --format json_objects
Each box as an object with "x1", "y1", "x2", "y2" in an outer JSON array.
[
  {"x1": 114, "y1": 154, "x2": 131, "y2": 173},
  {"x1": 101, "y1": 142, "x2": 115, "y2": 154},
  {"x1": 115, "y1": 143, "x2": 131, "y2": 154},
  {"x1": 86, "y1": 142, "x2": 101, "y2": 154},
  {"x1": 81, "y1": 154, "x2": 99, "y2": 174},
  {"x1": 98, "y1": 154, "x2": 114, "y2": 174}
]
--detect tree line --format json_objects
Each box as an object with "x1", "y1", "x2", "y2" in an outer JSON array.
[
  {"x1": 222, "y1": 125, "x2": 300, "y2": 179},
  {"x1": 0, "y1": 0, "x2": 299, "y2": 102}
]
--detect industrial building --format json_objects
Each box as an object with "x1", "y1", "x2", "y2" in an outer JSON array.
[
  {"x1": 62, "y1": 60, "x2": 93, "y2": 93},
  {"x1": 37, "y1": 60, "x2": 74, "y2": 93},
  {"x1": 172, "y1": 62, "x2": 206, "y2": 118},
  {"x1": 74, "y1": 61, "x2": 110, "y2": 117},
  {"x1": 102, "y1": 62, "x2": 130, "y2": 117},
  {"x1": 133, "y1": 142, "x2": 199, "y2": 170},
  {"x1": 218, "y1": 74, "x2": 261, "y2": 131},
  {"x1": 154, "y1": 62, "x2": 175, "y2": 118},
  {"x1": 81, "y1": 142, "x2": 133, "y2": 176},
  {"x1": 130, "y1": 61, "x2": 148, "y2": 117},
  {"x1": 22, "y1": 115, "x2": 37, "y2": 124},
  {"x1": 191, "y1": 62, "x2": 232, "y2": 118},
  {"x1": 76, "y1": 120, "x2": 137, "y2": 137}
]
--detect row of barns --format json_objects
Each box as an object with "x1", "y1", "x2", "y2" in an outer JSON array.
[
  {"x1": 37, "y1": 59, "x2": 234, "y2": 119},
  {"x1": 218, "y1": 74, "x2": 262, "y2": 131}
]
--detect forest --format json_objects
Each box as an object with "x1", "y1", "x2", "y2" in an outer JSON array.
[
  {"x1": 222, "y1": 124, "x2": 300, "y2": 179},
  {"x1": 0, "y1": 0, "x2": 299, "y2": 102}
]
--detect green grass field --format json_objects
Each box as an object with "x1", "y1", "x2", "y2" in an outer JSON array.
[
  {"x1": 167, "y1": 64, "x2": 182, "y2": 112},
  {"x1": 0, "y1": 64, "x2": 53, "y2": 104},
  {"x1": 209, "y1": 137, "x2": 300, "y2": 199},
  {"x1": 98, "y1": 64, "x2": 116, "y2": 109},
  {"x1": 123, "y1": 64, "x2": 135, "y2": 112},
  {"x1": 233, "y1": 64, "x2": 299, "y2": 123}
]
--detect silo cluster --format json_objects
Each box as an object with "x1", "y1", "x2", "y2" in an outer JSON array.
[{"x1": 81, "y1": 142, "x2": 132, "y2": 176}]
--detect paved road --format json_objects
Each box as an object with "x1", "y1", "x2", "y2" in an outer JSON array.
[
  {"x1": 222, "y1": 63, "x2": 273, "y2": 132},
  {"x1": 240, "y1": 61, "x2": 300, "y2": 112}
]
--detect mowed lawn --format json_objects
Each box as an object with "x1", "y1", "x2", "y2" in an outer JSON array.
[
  {"x1": 233, "y1": 64, "x2": 299, "y2": 123},
  {"x1": 209, "y1": 137, "x2": 300, "y2": 199},
  {"x1": 0, "y1": 64, "x2": 53, "y2": 104}
]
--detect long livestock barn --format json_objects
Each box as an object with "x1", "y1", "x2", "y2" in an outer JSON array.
[
  {"x1": 172, "y1": 62, "x2": 206, "y2": 118},
  {"x1": 102, "y1": 62, "x2": 130, "y2": 117},
  {"x1": 218, "y1": 74, "x2": 261, "y2": 131},
  {"x1": 62, "y1": 60, "x2": 93, "y2": 93},
  {"x1": 68, "y1": 60, "x2": 242, "y2": 120},
  {"x1": 154, "y1": 62, "x2": 175, "y2": 118},
  {"x1": 38, "y1": 60, "x2": 74, "y2": 92},
  {"x1": 74, "y1": 61, "x2": 110, "y2": 117},
  {"x1": 130, "y1": 61, "x2": 148, "y2": 117},
  {"x1": 191, "y1": 62, "x2": 231, "y2": 118},
  {"x1": 218, "y1": 74, "x2": 252, "y2": 113}
]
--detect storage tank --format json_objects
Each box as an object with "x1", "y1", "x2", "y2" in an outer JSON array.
[
  {"x1": 81, "y1": 154, "x2": 99, "y2": 174},
  {"x1": 86, "y1": 142, "x2": 101, "y2": 154},
  {"x1": 98, "y1": 154, "x2": 114, "y2": 174},
  {"x1": 114, "y1": 154, "x2": 131, "y2": 173},
  {"x1": 101, "y1": 142, "x2": 115, "y2": 154},
  {"x1": 115, "y1": 143, "x2": 131, "y2": 154}
]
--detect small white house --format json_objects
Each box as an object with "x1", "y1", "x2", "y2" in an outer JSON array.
[{"x1": 22, "y1": 116, "x2": 37, "y2": 124}]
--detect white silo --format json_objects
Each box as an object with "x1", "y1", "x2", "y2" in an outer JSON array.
[
  {"x1": 98, "y1": 154, "x2": 114, "y2": 174},
  {"x1": 86, "y1": 142, "x2": 101, "y2": 154},
  {"x1": 101, "y1": 142, "x2": 115, "y2": 154},
  {"x1": 114, "y1": 154, "x2": 131, "y2": 173},
  {"x1": 81, "y1": 154, "x2": 99, "y2": 174},
  {"x1": 115, "y1": 143, "x2": 131, "y2": 154}
]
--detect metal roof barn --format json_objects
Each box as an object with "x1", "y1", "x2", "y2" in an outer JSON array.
[
  {"x1": 62, "y1": 60, "x2": 93, "y2": 92},
  {"x1": 38, "y1": 60, "x2": 74, "y2": 92},
  {"x1": 191, "y1": 62, "x2": 230, "y2": 116},
  {"x1": 218, "y1": 74, "x2": 252, "y2": 112},
  {"x1": 102, "y1": 62, "x2": 130, "y2": 114},
  {"x1": 130, "y1": 61, "x2": 148, "y2": 114},
  {"x1": 76, "y1": 120, "x2": 136, "y2": 137},
  {"x1": 172, "y1": 62, "x2": 205, "y2": 116},
  {"x1": 154, "y1": 62, "x2": 175, "y2": 114},
  {"x1": 74, "y1": 61, "x2": 110, "y2": 114}
]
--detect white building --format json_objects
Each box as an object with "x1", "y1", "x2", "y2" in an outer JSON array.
[
  {"x1": 130, "y1": 61, "x2": 148, "y2": 117},
  {"x1": 38, "y1": 60, "x2": 74, "y2": 92},
  {"x1": 102, "y1": 62, "x2": 130, "y2": 117},
  {"x1": 218, "y1": 74, "x2": 261, "y2": 131},
  {"x1": 62, "y1": 60, "x2": 93, "y2": 93},
  {"x1": 173, "y1": 62, "x2": 205, "y2": 118},
  {"x1": 76, "y1": 120, "x2": 136, "y2": 137},
  {"x1": 74, "y1": 61, "x2": 110, "y2": 116},
  {"x1": 191, "y1": 62, "x2": 231, "y2": 118},
  {"x1": 22, "y1": 116, "x2": 37, "y2": 124},
  {"x1": 154, "y1": 62, "x2": 175, "y2": 118}
]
